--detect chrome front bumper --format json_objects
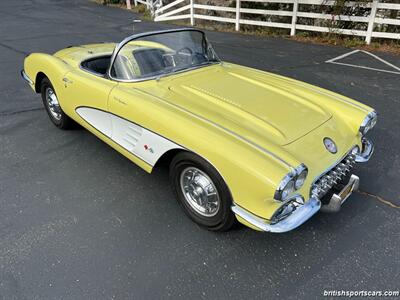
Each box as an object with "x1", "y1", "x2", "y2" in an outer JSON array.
[
  {"x1": 21, "y1": 69, "x2": 34, "y2": 85},
  {"x1": 355, "y1": 137, "x2": 374, "y2": 163},
  {"x1": 232, "y1": 197, "x2": 321, "y2": 233},
  {"x1": 232, "y1": 138, "x2": 373, "y2": 233}
]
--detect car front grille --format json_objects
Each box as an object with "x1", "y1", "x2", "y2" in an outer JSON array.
[{"x1": 311, "y1": 149, "x2": 357, "y2": 199}]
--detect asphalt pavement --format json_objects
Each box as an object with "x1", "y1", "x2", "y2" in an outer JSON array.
[{"x1": 1, "y1": 0, "x2": 399, "y2": 299}]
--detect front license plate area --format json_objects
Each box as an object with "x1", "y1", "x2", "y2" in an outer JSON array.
[
  {"x1": 338, "y1": 177, "x2": 358, "y2": 204},
  {"x1": 320, "y1": 174, "x2": 360, "y2": 213}
]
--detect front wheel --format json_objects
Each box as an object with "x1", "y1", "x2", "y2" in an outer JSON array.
[
  {"x1": 170, "y1": 152, "x2": 235, "y2": 231},
  {"x1": 40, "y1": 77, "x2": 74, "y2": 129}
]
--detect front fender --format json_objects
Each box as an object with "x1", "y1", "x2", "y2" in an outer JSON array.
[
  {"x1": 23, "y1": 53, "x2": 72, "y2": 96},
  {"x1": 112, "y1": 84, "x2": 294, "y2": 220},
  {"x1": 264, "y1": 70, "x2": 375, "y2": 134}
]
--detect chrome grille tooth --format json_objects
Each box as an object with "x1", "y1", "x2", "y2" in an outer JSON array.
[
  {"x1": 336, "y1": 165, "x2": 346, "y2": 176},
  {"x1": 311, "y1": 148, "x2": 357, "y2": 199}
]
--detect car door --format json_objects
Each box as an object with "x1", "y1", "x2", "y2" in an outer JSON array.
[
  {"x1": 108, "y1": 82, "x2": 182, "y2": 167},
  {"x1": 62, "y1": 69, "x2": 118, "y2": 137},
  {"x1": 103, "y1": 38, "x2": 183, "y2": 167}
]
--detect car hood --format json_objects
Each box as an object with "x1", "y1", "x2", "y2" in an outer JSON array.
[{"x1": 165, "y1": 63, "x2": 331, "y2": 146}]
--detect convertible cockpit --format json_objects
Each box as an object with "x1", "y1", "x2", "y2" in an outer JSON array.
[
  {"x1": 81, "y1": 55, "x2": 111, "y2": 76},
  {"x1": 81, "y1": 30, "x2": 219, "y2": 81}
]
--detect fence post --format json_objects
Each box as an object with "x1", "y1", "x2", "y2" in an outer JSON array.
[
  {"x1": 235, "y1": 0, "x2": 240, "y2": 31},
  {"x1": 290, "y1": 0, "x2": 298, "y2": 36},
  {"x1": 134, "y1": 0, "x2": 137, "y2": 7},
  {"x1": 126, "y1": 0, "x2": 131, "y2": 9},
  {"x1": 190, "y1": 0, "x2": 195, "y2": 26},
  {"x1": 365, "y1": 0, "x2": 378, "y2": 44}
]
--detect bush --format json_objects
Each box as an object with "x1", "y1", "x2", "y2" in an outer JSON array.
[{"x1": 102, "y1": 0, "x2": 125, "y2": 4}]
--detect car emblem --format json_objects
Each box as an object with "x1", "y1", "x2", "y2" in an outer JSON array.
[
  {"x1": 144, "y1": 144, "x2": 154, "y2": 154},
  {"x1": 323, "y1": 137, "x2": 337, "y2": 154}
]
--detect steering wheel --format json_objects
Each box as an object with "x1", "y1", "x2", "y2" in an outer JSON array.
[
  {"x1": 176, "y1": 47, "x2": 193, "y2": 56},
  {"x1": 176, "y1": 47, "x2": 195, "y2": 65}
]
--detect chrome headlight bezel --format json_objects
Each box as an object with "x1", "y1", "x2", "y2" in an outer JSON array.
[
  {"x1": 274, "y1": 164, "x2": 308, "y2": 201},
  {"x1": 359, "y1": 111, "x2": 377, "y2": 136},
  {"x1": 295, "y1": 167, "x2": 308, "y2": 190}
]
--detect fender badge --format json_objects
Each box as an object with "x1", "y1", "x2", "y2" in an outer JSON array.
[
  {"x1": 323, "y1": 137, "x2": 337, "y2": 154},
  {"x1": 144, "y1": 144, "x2": 154, "y2": 154}
]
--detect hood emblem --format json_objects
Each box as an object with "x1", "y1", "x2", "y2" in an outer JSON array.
[{"x1": 323, "y1": 138, "x2": 337, "y2": 154}]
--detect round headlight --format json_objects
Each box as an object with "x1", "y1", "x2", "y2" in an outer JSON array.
[
  {"x1": 274, "y1": 164, "x2": 308, "y2": 201},
  {"x1": 295, "y1": 169, "x2": 308, "y2": 190},
  {"x1": 281, "y1": 180, "x2": 295, "y2": 200}
]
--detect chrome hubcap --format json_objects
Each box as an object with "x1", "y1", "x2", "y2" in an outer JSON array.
[
  {"x1": 180, "y1": 167, "x2": 220, "y2": 217},
  {"x1": 46, "y1": 87, "x2": 62, "y2": 121}
]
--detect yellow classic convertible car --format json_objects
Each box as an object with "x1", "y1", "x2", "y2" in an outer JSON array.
[{"x1": 21, "y1": 28, "x2": 377, "y2": 232}]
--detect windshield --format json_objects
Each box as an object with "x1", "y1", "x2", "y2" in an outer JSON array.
[{"x1": 110, "y1": 30, "x2": 220, "y2": 81}]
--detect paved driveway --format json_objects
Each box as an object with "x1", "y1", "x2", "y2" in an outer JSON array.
[{"x1": 1, "y1": 1, "x2": 399, "y2": 299}]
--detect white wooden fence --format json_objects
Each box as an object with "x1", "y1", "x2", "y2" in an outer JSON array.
[
  {"x1": 129, "y1": 0, "x2": 400, "y2": 44},
  {"x1": 133, "y1": 0, "x2": 151, "y2": 9}
]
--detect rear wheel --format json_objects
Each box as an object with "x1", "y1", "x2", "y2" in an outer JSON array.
[
  {"x1": 40, "y1": 77, "x2": 74, "y2": 129},
  {"x1": 170, "y1": 152, "x2": 235, "y2": 231}
]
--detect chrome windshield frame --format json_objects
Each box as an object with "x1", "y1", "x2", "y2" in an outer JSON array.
[{"x1": 106, "y1": 28, "x2": 221, "y2": 83}]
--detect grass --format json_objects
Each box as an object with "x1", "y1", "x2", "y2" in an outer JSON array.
[
  {"x1": 93, "y1": 0, "x2": 400, "y2": 56},
  {"x1": 292, "y1": 31, "x2": 400, "y2": 56},
  {"x1": 91, "y1": 0, "x2": 152, "y2": 20}
]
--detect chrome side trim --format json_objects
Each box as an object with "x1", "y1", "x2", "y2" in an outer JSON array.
[
  {"x1": 21, "y1": 70, "x2": 34, "y2": 85},
  {"x1": 355, "y1": 137, "x2": 374, "y2": 163},
  {"x1": 231, "y1": 197, "x2": 321, "y2": 233}
]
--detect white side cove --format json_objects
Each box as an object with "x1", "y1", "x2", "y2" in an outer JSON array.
[{"x1": 76, "y1": 107, "x2": 183, "y2": 166}]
